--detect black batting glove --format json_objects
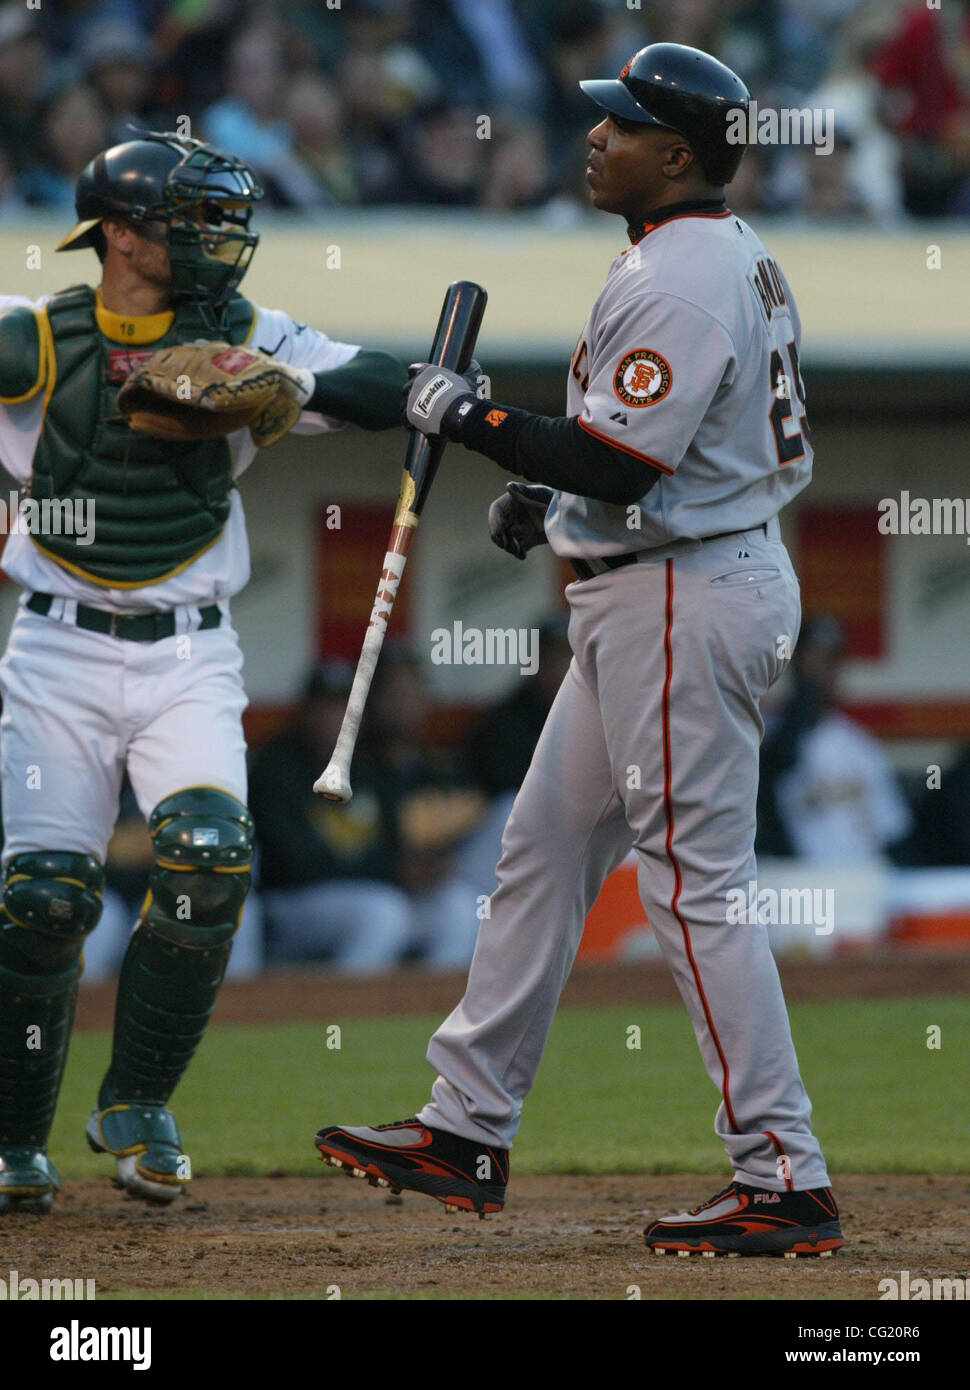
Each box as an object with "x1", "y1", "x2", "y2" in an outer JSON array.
[{"x1": 488, "y1": 482, "x2": 553, "y2": 560}]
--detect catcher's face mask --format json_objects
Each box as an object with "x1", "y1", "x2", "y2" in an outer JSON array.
[
  {"x1": 57, "y1": 134, "x2": 262, "y2": 325},
  {"x1": 161, "y1": 144, "x2": 262, "y2": 321}
]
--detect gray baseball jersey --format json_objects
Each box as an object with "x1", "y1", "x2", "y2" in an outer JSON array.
[
  {"x1": 415, "y1": 210, "x2": 833, "y2": 1194},
  {"x1": 545, "y1": 210, "x2": 813, "y2": 556}
]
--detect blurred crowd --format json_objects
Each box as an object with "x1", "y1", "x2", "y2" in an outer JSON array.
[{"x1": 2, "y1": 0, "x2": 970, "y2": 224}]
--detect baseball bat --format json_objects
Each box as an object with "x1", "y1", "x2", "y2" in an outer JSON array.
[{"x1": 313, "y1": 279, "x2": 488, "y2": 801}]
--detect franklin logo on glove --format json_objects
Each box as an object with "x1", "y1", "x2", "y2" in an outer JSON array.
[{"x1": 413, "y1": 374, "x2": 452, "y2": 419}]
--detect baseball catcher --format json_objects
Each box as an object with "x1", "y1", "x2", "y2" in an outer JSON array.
[{"x1": 0, "y1": 132, "x2": 406, "y2": 1212}]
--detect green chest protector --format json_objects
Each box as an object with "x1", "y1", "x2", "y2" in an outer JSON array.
[{"x1": 29, "y1": 285, "x2": 255, "y2": 587}]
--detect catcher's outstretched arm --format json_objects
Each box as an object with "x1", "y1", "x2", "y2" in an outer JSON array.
[{"x1": 306, "y1": 350, "x2": 408, "y2": 430}]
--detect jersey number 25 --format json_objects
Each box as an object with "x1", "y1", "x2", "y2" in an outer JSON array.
[{"x1": 770, "y1": 340, "x2": 810, "y2": 466}]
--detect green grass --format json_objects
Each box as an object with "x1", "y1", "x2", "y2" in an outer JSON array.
[{"x1": 52, "y1": 997, "x2": 969, "y2": 1177}]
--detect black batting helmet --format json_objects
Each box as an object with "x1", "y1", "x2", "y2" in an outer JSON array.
[{"x1": 580, "y1": 43, "x2": 750, "y2": 186}]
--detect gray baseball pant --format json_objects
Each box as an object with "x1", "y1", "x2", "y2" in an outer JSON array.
[{"x1": 419, "y1": 521, "x2": 831, "y2": 1191}]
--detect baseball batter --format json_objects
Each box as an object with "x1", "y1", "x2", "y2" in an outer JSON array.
[
  {"x1": 0, "y1": 132, "x2": 405, "y2": 1213},
  {"x1": 316, "y1": 45, "x2": 844, "y2": 1258}
]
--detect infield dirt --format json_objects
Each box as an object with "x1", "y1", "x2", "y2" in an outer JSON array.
[
  {"x1": 1, "y1": 1172, "x2": 965, "y2": 1300},
  {"x1": 6, "y1": 957, "x2": 966, "y2": 1301}
]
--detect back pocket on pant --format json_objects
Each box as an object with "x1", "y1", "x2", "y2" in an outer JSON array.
[{"x1": 709, "y1": 566, "x2": 781, "y2": 587}]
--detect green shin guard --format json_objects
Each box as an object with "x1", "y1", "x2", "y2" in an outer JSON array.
[
  {"x1": 99, "y1": 911, "x2": 238, "y2": 1106},
  {"x1": 87, "y1": 913, "x2": 228, "y2": 1204},
  {"x1": 0, "y1": 852, "x2": 103, "y2": 1212},
  {"x1": 0, "y1": 956, "x2": 74, "y2": 1212},
  {"x1": 0, "y1": 955, "x2": 80, "y2": 1147},
  {"x1": 92, "y1": 789, "x2": 253, "y2": 1203}
]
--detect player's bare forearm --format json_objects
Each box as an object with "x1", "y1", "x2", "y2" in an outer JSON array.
[{"x1": 308, "y1": 349, "x2": 408, "y2": 430}]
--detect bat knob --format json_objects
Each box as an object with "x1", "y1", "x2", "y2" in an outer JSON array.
[{"x1": 314, "y1": 763, "x2": 353, "y2": 802}]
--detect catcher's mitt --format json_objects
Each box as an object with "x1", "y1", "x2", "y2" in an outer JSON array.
[{"x1": 117, "y1": 342, "x2": 312, "y2": 447}]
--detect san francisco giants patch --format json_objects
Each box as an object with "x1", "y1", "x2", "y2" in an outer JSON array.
[{"x1": 613, "y1": 349, "x2": 672, "y2": 408}]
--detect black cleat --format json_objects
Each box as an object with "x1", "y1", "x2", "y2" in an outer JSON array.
[
  {"x1": 315, "y1": 1119, "x2": 508, "y2": 1216},
  {"x1": 644, "y1": 1182, "x2": 844, "y2": 1257}
]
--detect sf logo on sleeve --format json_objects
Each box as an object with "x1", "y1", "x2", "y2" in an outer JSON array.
[{"x1": 613, "y1": 349, "x2": 672, "y2": 408}]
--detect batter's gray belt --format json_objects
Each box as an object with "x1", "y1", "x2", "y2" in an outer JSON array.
[
  {"x1": 26, "y1": 591, "x2": 222, "y2": 642},
  {"x1": 568, "y1": 518, "x2": 780, "y2": 582}
]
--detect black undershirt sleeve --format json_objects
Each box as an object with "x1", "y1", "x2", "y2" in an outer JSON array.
[
  {"x1": 308, "y1": 348, "x2": 408, "y2": 430},
  {"x1": 445, "y1": 396, "x2": 661, "y2": 505}
]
